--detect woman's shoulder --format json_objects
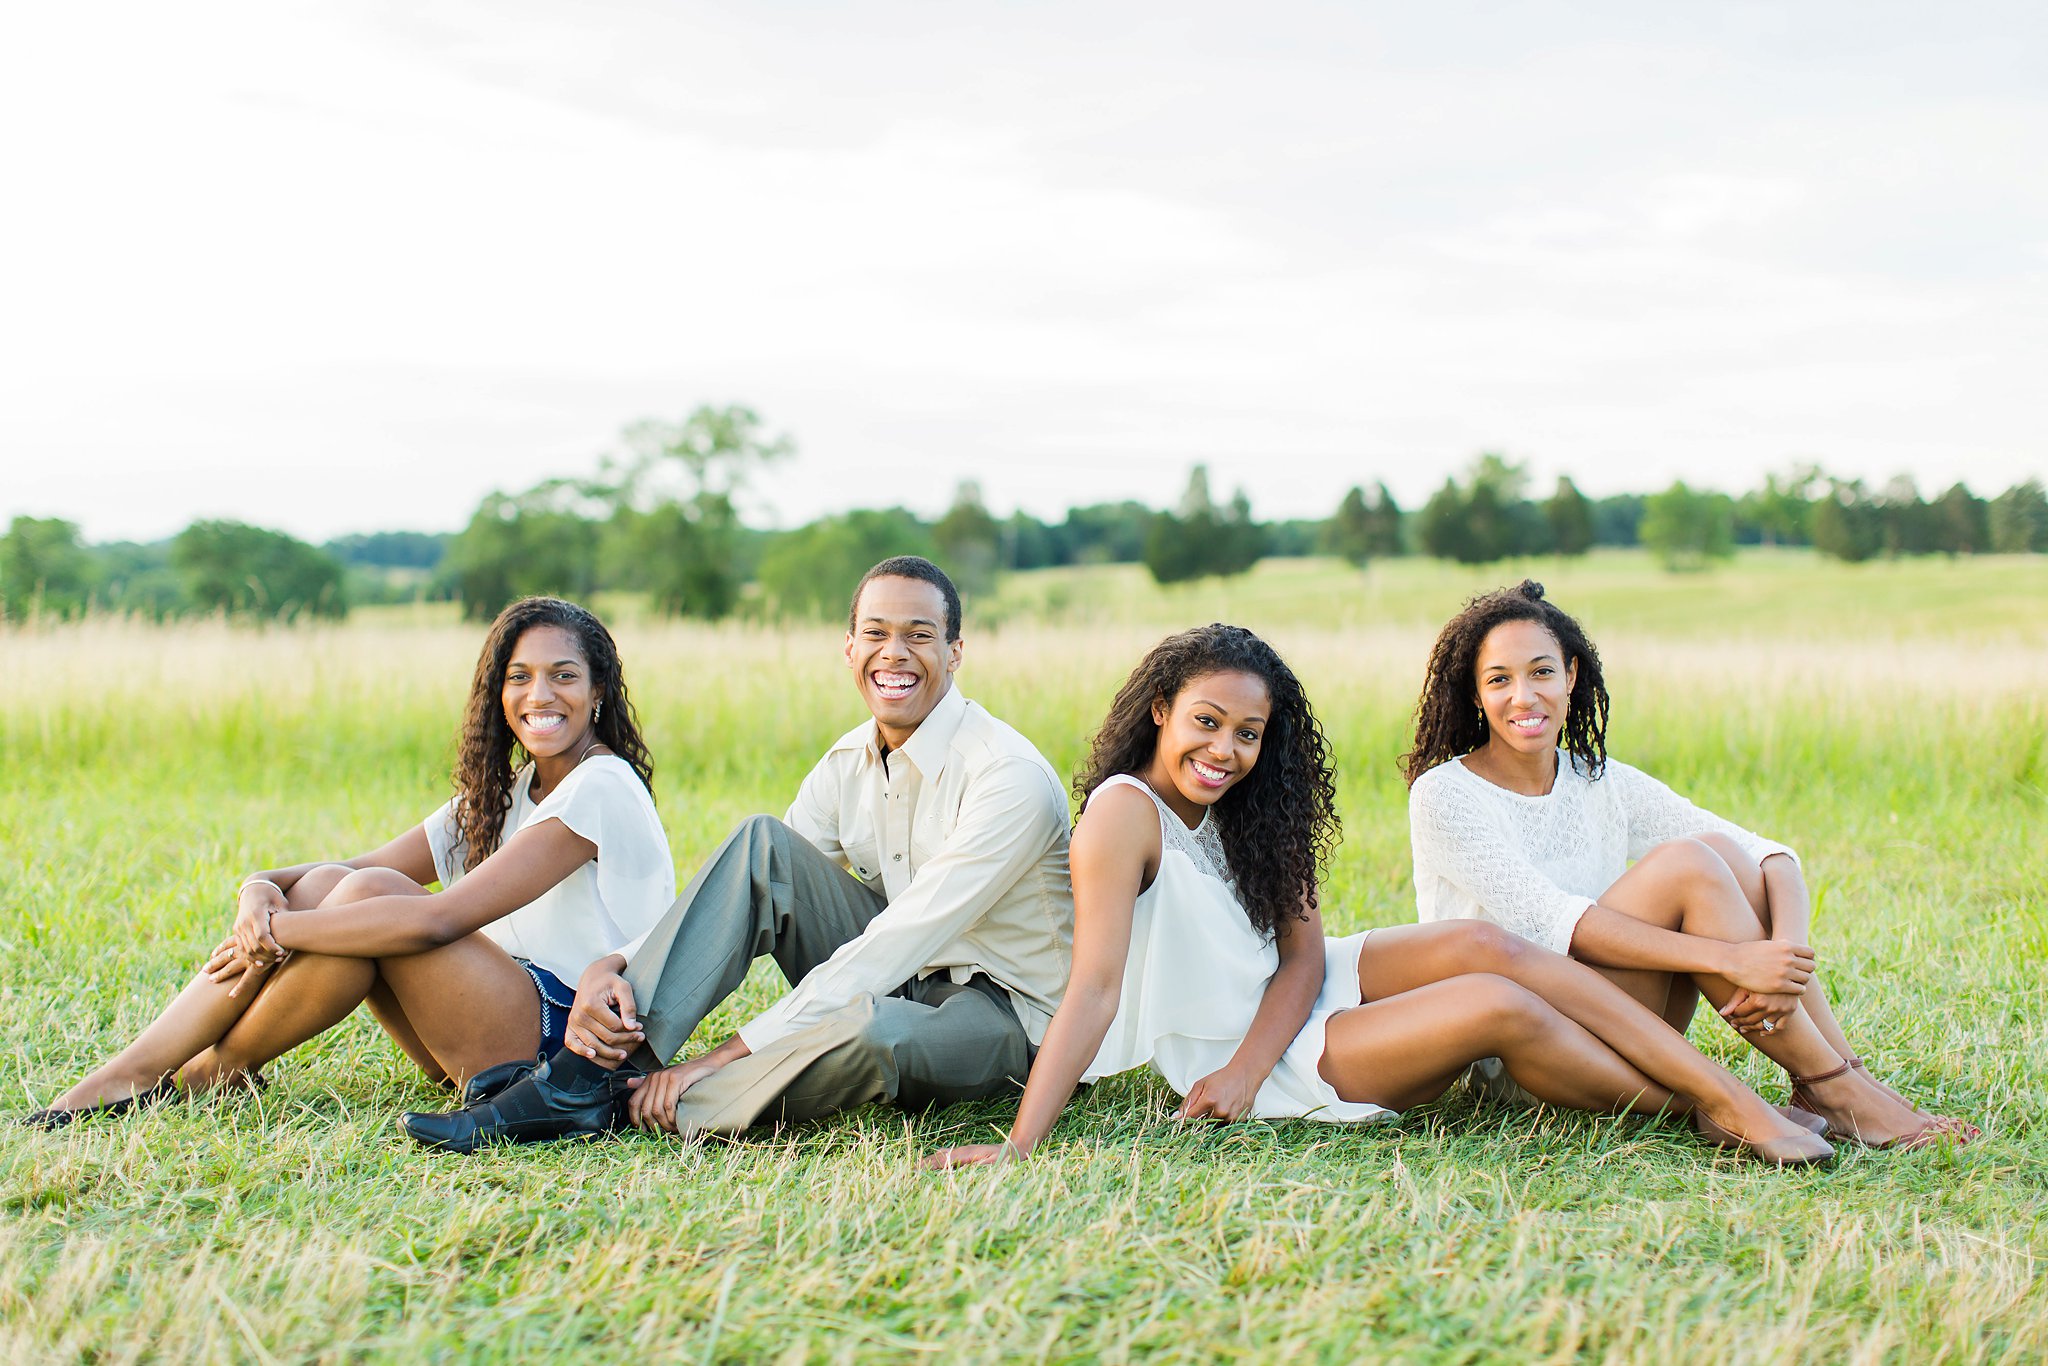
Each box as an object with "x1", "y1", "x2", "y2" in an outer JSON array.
[
  {"x1": 1408, "y1": 757, "x2": 1480, "y2": 809},
  {"x1": 1078, "y1": 775, "x2": 1164, "y2": 829}
]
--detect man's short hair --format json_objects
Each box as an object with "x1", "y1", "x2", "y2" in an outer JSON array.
[{"x1": 847, "y1": 556, "x2": 962, "y2": 642}]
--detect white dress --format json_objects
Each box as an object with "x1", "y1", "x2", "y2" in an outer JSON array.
[
  {"x1": 1079, "y1": 775, "x2": 1393, "y2": 1125},
  {"x1": 1408, "y1": 753, "x2": 1796, "y2": 954},
  {"x1": 424, "y1": 755, "x2": 677, "y2": 983}
]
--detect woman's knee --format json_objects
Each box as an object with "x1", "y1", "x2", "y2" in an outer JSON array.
[
  {"x1": 1444, "y1": 921, "x2": 1528, "y2": 975},
  {"x1": 322, "y1": 866, "x2": 427, "y2": 905},
  {"x1": 1637, "y1": 838, "x2": 1740, "y2": 896},
  {"x1": 1462, "y1": 974, "x2": 1549, "y2": 1039},
  {"x1": 1692, "y1": 833, "x2": 1769, "y2": 918},
  {"x1": 287, "y1": 864, "x2": 355, "y2": 908}
]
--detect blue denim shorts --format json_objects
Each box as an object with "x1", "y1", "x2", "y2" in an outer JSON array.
[{"x1": 513, "y1": 958, "x2": 576, "y2": 1058}]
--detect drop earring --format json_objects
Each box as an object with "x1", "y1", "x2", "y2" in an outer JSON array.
[{"x1": 594, "y1": 700, "x2": 603, "y2": 723}]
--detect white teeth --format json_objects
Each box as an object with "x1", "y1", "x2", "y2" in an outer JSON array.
[
  {"x1": 1192, "y1": 760, "x2": 1229, "y2": 782},
  {"x1": 526, "y1": 714, "x2": 565, "y2": 732},
  {"x1": 873, "y1": 672, "x2": 918, "y2": 694}
]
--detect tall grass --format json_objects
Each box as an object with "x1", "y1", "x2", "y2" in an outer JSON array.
[{"x1": 2, "y1": 553, "x2": 2044, "y2": 1361}]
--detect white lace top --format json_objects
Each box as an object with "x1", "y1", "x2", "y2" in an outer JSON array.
[
  {"x1": 1080, "y1": 775, "x2": 1391, "y2": 1125},
  {"x1": 1408, "y1": 754, "x2": 1796, "y2": 955}
]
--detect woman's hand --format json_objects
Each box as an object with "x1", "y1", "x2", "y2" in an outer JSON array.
[
  {"x1": 1177, "y1": 1064, "x2": 1261, "y2": 1122},
  {"x1": 1720, "y1": 989, "x2": 1800, "y2": 1036},
  {"x1": 923, "y1": 1142, "x2": 1022, "y2": 1170},
  {"x1": 232, "y1": 881, "x2": 287, "y2": 968},
  {"x1": 1719, "y1": 940, "x2": 1814, "y2": 995},
  {"x1": 203, "y1": 935, "x2": 277, "y2": 998}
]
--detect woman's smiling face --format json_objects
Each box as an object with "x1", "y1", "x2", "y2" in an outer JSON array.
[
  {"x1": 1144, "y1": 669, "x2": 1270, "y2": 828},
  {"x1": 1473, "y1": 618, "x2": 1576, "y2": 756},
  {"x1": 501, "y1": 624, "x2": 598, "y2": 760}
]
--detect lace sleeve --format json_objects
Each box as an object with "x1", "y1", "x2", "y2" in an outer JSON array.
[
  {"x1": 1604, "y1": 761, "x2": 1797, "y2": 868},
  {"x1": 1408, "y1": 770, "x2": 1594, "y2": 956}
]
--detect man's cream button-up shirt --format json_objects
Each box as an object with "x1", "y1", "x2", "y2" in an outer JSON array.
[{"x1": 735, "y1": 684, "x2": 1075, "y2": 1053}]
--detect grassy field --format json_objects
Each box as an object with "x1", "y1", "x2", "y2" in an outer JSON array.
[{"x1": 3, "y1": 551, "x2": 2045, "y2": 1362}]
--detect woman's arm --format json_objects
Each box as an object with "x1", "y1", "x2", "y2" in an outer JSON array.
[
  {"x1": 927, "y1": 785, "x2": 1157, "y2": 1166},
  {"x1": 230, "y1": 826, "x2": 441, "y2": 967},
  {"x1": 1179, "y1": 902, "x2": 1325, "y2": 1120},
  {"x1": 269, "y1": 817, "x2": 596, "y2": 958}
]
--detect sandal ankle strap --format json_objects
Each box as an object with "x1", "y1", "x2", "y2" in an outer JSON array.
[{"x1": 1788, "y1": 1058, "x2": 1856, "y2": 1088}]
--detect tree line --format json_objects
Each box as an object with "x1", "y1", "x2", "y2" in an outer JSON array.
[{"x1": 5, "y1": 406, "x2": 2044, "y2": 623}]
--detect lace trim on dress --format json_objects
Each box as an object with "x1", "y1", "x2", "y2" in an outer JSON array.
[{"x1": 1098, "y1": 774, "x2": 1234, "y2": 886}]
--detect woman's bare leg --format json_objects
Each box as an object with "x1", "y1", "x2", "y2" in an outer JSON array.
[
  {"x1": 1599, "y1": 839, "x2": 1931, "y2": 1144},
  {"x1": 1694, "y1": 833, "x2": 1947, "y2": 1123},
  {"x1": 1344, "y1": 921, "x2": 1805, "y2": 1145},
  {"x1": 374, "y1": 936, "x2": 542, "y2": 1086},
  {"x1": 46, "y1": 864, "x2": 356, "y2": 1110},
  {"x1": 181, "y1": 867, "x2": 437, "y2": 1091},
  {"x1": 1319, "y1": 972, "x2": 1680, "y2": 1115}
]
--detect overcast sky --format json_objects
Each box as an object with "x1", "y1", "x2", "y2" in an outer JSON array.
[{"x1": 3, "y1": 1, "x2": 2043, "y2": 544}]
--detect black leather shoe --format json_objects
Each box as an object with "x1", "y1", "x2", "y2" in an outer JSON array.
[
  {"x1": 400, "y1": 1054, "x2": 641, "y2": 1153},
  {"x1": 461, "y1": 1058, "x2": 539, "y2": 1107}
]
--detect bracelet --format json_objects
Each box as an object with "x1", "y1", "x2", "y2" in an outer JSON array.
[{"x1": 238, "y1": 878, "x2": 284, "y2": 901}]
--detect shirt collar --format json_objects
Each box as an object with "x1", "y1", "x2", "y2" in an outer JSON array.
[{"x1": 864, "y1": 681, "x2": 968, "y2": 782}]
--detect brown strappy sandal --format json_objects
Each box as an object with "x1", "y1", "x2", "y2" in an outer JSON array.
[
  {"x1": 1843, "y1": 1056, "x2": 1980, "y2": 1141},
  {"x1": 1788, "y1": 1059, "x2": 1952, "y2": 1151}
]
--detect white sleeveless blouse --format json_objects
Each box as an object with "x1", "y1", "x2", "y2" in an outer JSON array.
[{"x1": 1079, "y1": 775, "x2": 1393, "y2": 1125}]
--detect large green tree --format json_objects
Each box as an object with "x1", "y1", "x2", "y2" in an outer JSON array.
[
  {"x1": 756, "y1": 507, "x2": 936, "y2": 621},
  {"x1": 170, "y1": 520, "x2": 348, "y2": 620},
  {"x1": 1545, "y1": 477, "x2": 1594, "y2": 557},
  {"x1": 1, "y1": 516, "x2": 94, "y2": 620},
  {"x1": 1988, "y1": 479, "x2": 2048, "y2": 553},
  {"x1": 933, "y1": 481, "x2": 1001, "y2": 596},
  {"x1": 1639, "y1": 481, "x2": 1734, "y2": 572},
  {"x1": 602, "y1": 405, "x2": 794, "y2": 619},
  {"x1": 446, "y1": 482, "x2": 603, "y2": 620}
]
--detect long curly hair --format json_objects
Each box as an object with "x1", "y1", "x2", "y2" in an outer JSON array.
[
  {"x1": 1078, "y1": 624, "x2": 1338, "y2": 939},
  {"x1": 1401, "y1": 579, "x2": 1609, "y2": 787},
  {"x1": 450, "y1": 596, "x2": 655, "y2": 871}
]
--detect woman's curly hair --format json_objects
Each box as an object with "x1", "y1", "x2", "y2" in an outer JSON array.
[
  {"x1": 1401, "y1": 579, "x2": 1609, "y2": 787},
  {"x1": 1077, "y1": 624, "x2": 1338, "y2": 940},
  {"x1": 450, "y1": 596, "x2": 655, "y2": 871}
]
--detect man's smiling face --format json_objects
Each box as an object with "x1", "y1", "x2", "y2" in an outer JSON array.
[{"x1": 844, "y1": 574, "x2": 962, "y2": 748}]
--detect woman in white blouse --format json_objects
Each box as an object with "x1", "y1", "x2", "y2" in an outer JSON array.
[
  {"x1": 1405, "y1": 579, "x2": 1971, "y2": 1150},
  {"x1": 930, "y1": 624, "x2": 1832, "y2": 1169},
  {"x1": 27, "y1": 596, "x2": 675, "y2": 1127}
]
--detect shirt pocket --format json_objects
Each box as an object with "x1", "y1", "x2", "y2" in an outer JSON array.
[
  {"x1": 844, "y1": 836, "x2": 883, "y2": 886},
  {"x1": 908, "y1": 806, "x2": 949, "y2": 869}
]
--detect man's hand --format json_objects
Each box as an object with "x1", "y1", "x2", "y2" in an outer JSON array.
[
  {"x1": 923, "y1": 1142, "x2": 1022, "y2": 1170},
  {"x1": 623, "y1": 1034, "x2": 753, "y2": 1133},
  {"x1": 1720, "y1": 988, "x2": 1800, "y2": 1036},
  {"x1": 1176, "y1": 1064, "x2": 1260, "y2": 1122},
  {"x1": 563, "y1": 955, "x2": 642, "y2": 1063},
  {"x1": 1719, "y1": 940, "x2": 1815, "y2": 996}
]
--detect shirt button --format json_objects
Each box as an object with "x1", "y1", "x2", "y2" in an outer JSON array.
[{"x1": 893, "y1": 853, "x2": 903, "y2": 861}]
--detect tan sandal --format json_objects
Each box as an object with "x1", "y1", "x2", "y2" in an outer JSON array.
[
  {"x1": 1788, "y1": 1060, "x2": 1952, "y2": 1151},
  {"x1": 1692, "y1": 1110, "x2": 1834, "y2": 1167},
  {"x1": 1843, "y1": 1056, "x2": 1979, "y2": 1141}
]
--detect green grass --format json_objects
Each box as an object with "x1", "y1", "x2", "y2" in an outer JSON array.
[{"x1": 3, "y1": 551, "x2": 2045, "y2": 1362}]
